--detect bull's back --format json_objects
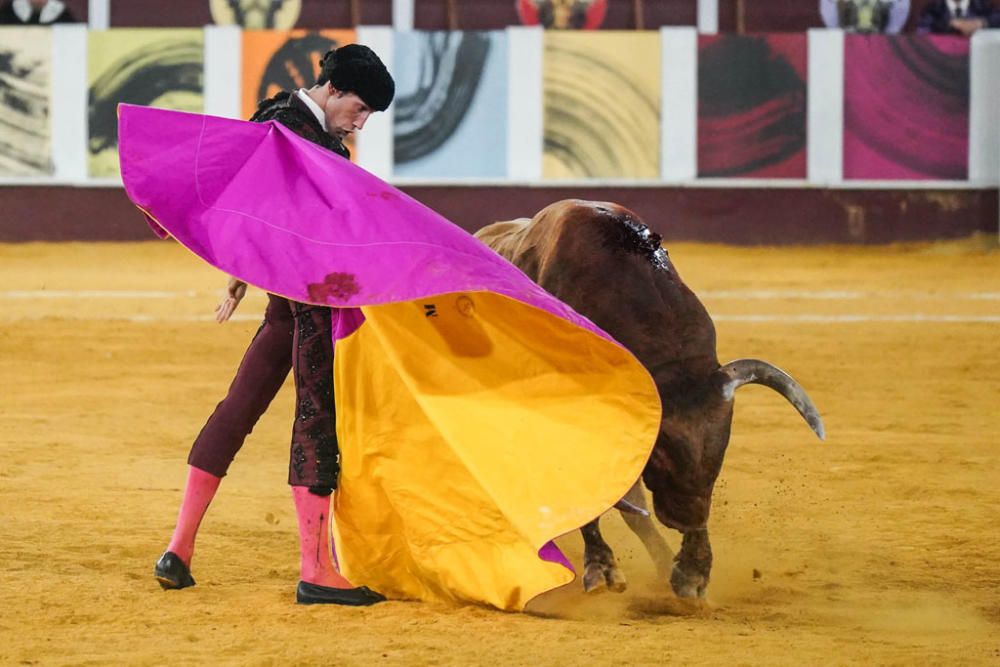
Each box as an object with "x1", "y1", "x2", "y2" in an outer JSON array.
[
  {"x1": 476, "y1": 200, "x2": 719, "y2": 383},
  {"x1": 476, "y1": 200, "x2": 617, "y2": 280},
  {"x1": 475, "y1": 217, "x2": 541, "y2": 280}
]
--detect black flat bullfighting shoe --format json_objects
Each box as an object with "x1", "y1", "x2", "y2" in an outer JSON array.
[
  {"x1": 154, "y1": 551, "x2": 196, "y2": 590},
  {"x1": 296, "y1": 581, "x2": 387, "y2": 606}
]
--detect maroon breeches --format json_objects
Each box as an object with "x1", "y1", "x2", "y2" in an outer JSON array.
[{"x1": 187, "y1": 293, "x2": 340, "y2": 492}]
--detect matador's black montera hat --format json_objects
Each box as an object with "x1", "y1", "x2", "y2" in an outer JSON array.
[{"x1": 316, "y1": 44, "x2": 395, "y2": 112}]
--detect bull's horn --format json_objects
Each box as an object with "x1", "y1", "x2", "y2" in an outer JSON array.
[
  {"x1": 614, "y1": 498, "x2": 649, "y2": 516},
  {"x1": 717, "y1": 359, "x2": 826, "y2": 441}
]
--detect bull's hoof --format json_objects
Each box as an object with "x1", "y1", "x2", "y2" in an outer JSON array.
[
  {"x1": 583, "y1": 561, "x2": 628, "y2": 594},
  {"x1": 670, "y1": 564, "x2": 707, "y2": 599}
]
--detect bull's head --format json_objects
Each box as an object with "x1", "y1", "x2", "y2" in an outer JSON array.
[{"x1": 642, "y1": 359, "x2": 825, "y2": 597}]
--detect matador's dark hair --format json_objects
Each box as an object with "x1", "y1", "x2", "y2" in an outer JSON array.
[{"x1": 316, "y1": 43, "x2": 395, "y2": 112}]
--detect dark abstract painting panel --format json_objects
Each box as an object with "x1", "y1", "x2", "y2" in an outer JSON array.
[
  {"x1": 843, "y1": 35, "x2": 969, "y2": 180},
  {"x1": 697, "y1": 33, "x2": 808, "y2": 179},
  {"x1": 87, "y1": 30, "x2": 204, "y2": 177},
  {"x1": 393, "y1": 31, "x2": 507, "y2": 178}
]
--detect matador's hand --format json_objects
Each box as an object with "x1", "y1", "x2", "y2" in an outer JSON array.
[
  {"x1": 215, "y1": 277, "x2": 248, "y2": 323},
  {"x1": 950, "y1": 17, "x2": 986, "y2": 35}
]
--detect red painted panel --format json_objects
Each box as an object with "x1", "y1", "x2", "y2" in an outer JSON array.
[
  {"x1": 843, "y1": 35, "x2": 969, "y2": 180},
  {"x1": 697, "y1": 33, "x2": 808, "y2": 178}
]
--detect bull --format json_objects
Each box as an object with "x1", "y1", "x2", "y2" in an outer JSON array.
[{"x1": 475, "y1": 199, "x2": 825, "y2": 599}]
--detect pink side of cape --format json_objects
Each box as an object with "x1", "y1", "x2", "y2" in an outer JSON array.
[{"x1": 118, "y1": 104, "x2": 610, "y2": 346}]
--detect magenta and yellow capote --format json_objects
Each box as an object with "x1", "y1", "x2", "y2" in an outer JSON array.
[{"x1": 117, "y1": 103, "x2": 661, "y2": 611}]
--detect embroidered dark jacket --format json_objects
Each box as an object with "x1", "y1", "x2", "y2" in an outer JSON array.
[{"x1": 249, "y1": 91, "x2": 351, "y2": 159}]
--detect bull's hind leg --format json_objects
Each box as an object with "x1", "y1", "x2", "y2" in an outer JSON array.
[
  {"x1": 618, "y1": 482, "x2": 674, "y2": 582},
  {"x1": 581, "y1": 519, "x2": 627, "y2": 593}
]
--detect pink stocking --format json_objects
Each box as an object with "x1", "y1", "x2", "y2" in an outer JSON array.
[
  {"x1": 292, "y1": 486, "x2": 352, "y2": 588},
  {"x1": 165, "y1": 466, "x2": 221, "y2": 566}
]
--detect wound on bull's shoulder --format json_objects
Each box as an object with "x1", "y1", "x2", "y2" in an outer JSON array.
[{"x1": 616, "y1": 216, "x2": 670, "y2": 272}]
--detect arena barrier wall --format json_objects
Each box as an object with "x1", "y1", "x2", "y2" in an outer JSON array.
[{"x1": 1, "y1": 183, "x2": 995, "y2": 245}]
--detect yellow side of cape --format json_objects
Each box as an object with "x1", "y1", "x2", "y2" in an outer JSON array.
[{"x1": 332, "y1": 292, "x2": 661, "y2": 611}]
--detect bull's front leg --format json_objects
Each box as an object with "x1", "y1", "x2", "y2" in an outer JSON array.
[
  {"x1": 581, "y1": 519, "x2": 627, "y2": 593},
  {"x1": 618, "y1": 482, "x2": 674, "y2": 582},
  {"x1": 671, "y1": 527, "x2": 712, "y2": 598}
]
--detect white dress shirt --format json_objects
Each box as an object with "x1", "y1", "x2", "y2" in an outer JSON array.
[
  {"x1": 947, "y1": 0, "x2": 971, "y2": 16},
  {"x1": 295, "y1": 89, "x2": 328, "y2": 133}
]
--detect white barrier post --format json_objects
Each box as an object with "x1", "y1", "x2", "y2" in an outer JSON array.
[
  {"x1": 697, "y1": 0, "x2": 718, "y2": 34},
  {"x1": 506, "y1": 26, "x2": 543, "y2": 182},
  {"x1": 968, "y1": 30, "x2": 1000, "y2": 241},
  {"x1": 355, "y1": 25, "x2": 394, "y2": 180},
  {"x1": 807, "y1": 28, "x2": 845, "y2": 186},
  {"x1": 51, "y1": 24, "x2": 88, "y2": 183},
  {"x1": 87, "y1": 0, "x2": 109, "y2": 30},
  {"x1": 660, "y1": 27, "x2": 697, "y2": 182},
  {"x1": 203, "y1": 25, "x2": 242, "y2": 120},
  {"x1": 393, "y1": 0, "x2": 414, "y2": 31}
]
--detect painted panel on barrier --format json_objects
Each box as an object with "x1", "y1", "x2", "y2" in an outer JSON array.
[
  {"x1": 543, "y1": 31, "x2": 660, "y2": 179},
  {"x1": 241, "y1": 30, "x2": 356, "y2": 153},
  {"x1": 393, "y1": 31, "x2": 507, "y2": 178},
  {"x1": 697, "y1": 34, "x2": 808, "y2": 178},
  {"x1": 843, "y1": 34, "x2": 969, "y2": 180},
  {"x1": 0, "y1": 27, "x2": 53, "y2": 176},
  {"x1": 87, "y1": 29, "x2": 204, "y2": 178}
]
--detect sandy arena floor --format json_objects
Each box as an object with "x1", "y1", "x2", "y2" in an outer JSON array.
[{"x1": 1, "y1": 237, "x2": 998, "y2": 666}]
